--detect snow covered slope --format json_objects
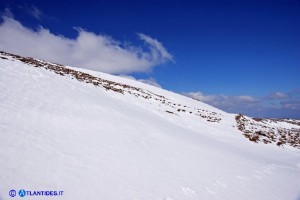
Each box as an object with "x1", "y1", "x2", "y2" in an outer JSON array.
[{"x1": 0, "y1": 51, "x2": 299, "y2": 200}]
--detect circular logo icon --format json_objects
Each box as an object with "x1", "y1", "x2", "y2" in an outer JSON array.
[
  {"x1": 18, "y1": 189, "x2": 26, "y2": 197},
  {"x1": 9, "y1": 189, "x2": 16, "y2": 197}
]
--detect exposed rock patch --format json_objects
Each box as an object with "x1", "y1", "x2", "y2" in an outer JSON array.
[{"x1": 236, "y1": 114, "x2": 300, "y2": 149}]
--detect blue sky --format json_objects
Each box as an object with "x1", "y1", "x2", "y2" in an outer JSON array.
[{"x1": 0, "y1": 0, "x2": 299, "y2": 118}]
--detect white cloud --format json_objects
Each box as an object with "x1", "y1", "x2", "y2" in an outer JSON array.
[
  {"x1": 181, "y1": 92, "x2": 215, "y2": 102},
  {"x1": 0, "y1": 16, "x2": 173, "y2": 74},
  {"x1": 138, "y1": 33, "x2": 174, "y2": 63},
  {"x1": 138, "y1": 77, "x2": 162, "y2": 88},
  {"x1": 120, "y1": 75, "x2": 161, "y2": 88},
  {"x1": 183, "y1": 92, "x2": 258, "y2": 108},
  {"x1": 281, "y1": 101, "x2": 300, "y2": 110},
  {"x1": 237, "y1": 95, "x2": 256, "y2": 102},
  {"x1": 267, "y1": 92, "x2": 288, "y2": 99},
  {"x1": 183, "y1": 90, "x2": 300, "y2": 119}
]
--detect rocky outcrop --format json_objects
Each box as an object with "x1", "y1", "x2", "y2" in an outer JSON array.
[{"x1": 235, "y1": 113, "x2": 300, "y2": 149}]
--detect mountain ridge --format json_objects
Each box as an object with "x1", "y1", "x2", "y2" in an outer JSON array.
[{"x1": 1, "y1": 51, "x2": 299, "y2": 149}]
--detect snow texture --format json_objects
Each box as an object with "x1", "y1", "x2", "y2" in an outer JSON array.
[{"x1": 0, "y1": 52, "x2": 300, "y2": 200}]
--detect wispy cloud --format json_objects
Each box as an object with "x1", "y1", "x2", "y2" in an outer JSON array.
[
  {"x1": 182, "y1": 92, "x2": 260, "y2": 113},
  {"x1": 120, "y1": 75, "x2": 161, "y2": 88},
  {"x1": 266, "y1": 92, "x2": 288, "y2": 100},
  {"x1": 138, "y1": 33, "x2": 174, "y2": 64},
  {"x1": 1, "y1": 7, "x2": 13, "y2": 18},
  {"x1": 25, "y1": 5, "x2": 43, "y2": 20},
  {"x1": 183, "y1": 90, "x2": 300, "y2": 119},
  {"x1": 0, "y1": 16, "x2": 173, "y2": 74},
  {"x1": 181, "y1": 92, "x2": 216, "y2": 102}
]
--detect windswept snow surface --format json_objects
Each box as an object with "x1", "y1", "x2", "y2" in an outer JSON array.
[{"x1": 0, "y1": 53, "x2": 300, "y2": 200}]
